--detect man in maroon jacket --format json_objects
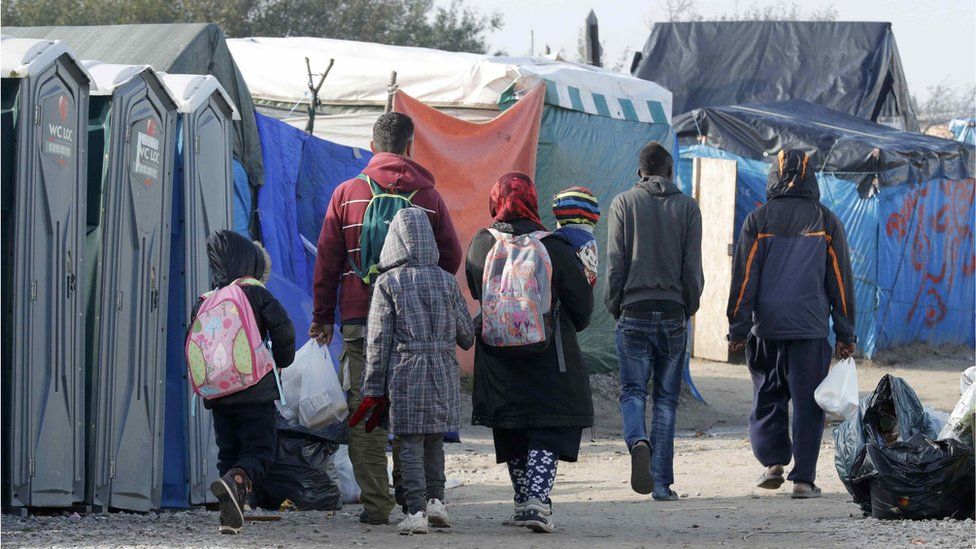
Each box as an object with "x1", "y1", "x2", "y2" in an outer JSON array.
[{"x1": 309, "y1": 112, "x2": 462, "y2": 524}]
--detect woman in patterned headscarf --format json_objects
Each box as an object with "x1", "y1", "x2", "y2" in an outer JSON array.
[{"x1": 465, "y1": 172, "x2": 595, "y2": 534}]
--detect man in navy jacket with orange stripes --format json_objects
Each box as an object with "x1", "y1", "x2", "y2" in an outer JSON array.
[{"x1": 727, "y1": 150, "x2": 856, "y2": 499}]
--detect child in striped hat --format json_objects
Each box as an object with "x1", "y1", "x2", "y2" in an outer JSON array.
[{"x1": 552, "y1": 186, "x2": 601, "y2": 287}]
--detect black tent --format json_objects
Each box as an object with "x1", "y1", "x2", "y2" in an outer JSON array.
[
  {"x1": 3, "y1": 23, "x2": 263, "y2": 187},
  {"x1": 633, "y1": 21, "x2": 919, "y2": 132},
  {"x1": 674, "y1": 100, "x2": 972, "y2": 196}
]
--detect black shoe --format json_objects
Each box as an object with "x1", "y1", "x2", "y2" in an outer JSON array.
[
  {"x1": 210, "y1": 468, "x2": 249, "y2": 534},
  {"x1": 629, "y1": 441, "x2": 655, "y2": 495},
  {"x1": 653, "y1": 489, "x2": 680, "y2": 501},
  {"x1": 359, "y1": 509, "x2": 390, "y2": 525}
]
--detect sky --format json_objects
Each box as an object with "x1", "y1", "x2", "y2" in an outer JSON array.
[{"x1": 453, "y1": 0, "x2": 976, "y2": 102}]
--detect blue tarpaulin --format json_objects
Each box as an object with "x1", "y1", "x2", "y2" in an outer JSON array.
[{"x1": 256, "y1": 112, "x2": 372, "y2": 362}]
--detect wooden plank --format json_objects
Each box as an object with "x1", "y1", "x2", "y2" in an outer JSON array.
[{"x1": 692, "y1": 157, "x2": 737, "y2": 362}]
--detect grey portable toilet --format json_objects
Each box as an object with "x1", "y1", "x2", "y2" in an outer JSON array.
[
  {"x1": 83, "y1": 61, "x2": 178, "y2": 512},
  {"x1": 158, "y1": 73, "x2": 238, "y2": 507},
  {"x1": 1, "y1": 38, "x2": 90, "y2": 510}
]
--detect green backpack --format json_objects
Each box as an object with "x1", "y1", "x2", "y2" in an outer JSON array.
[{"x1": 349, "y1": 174, "x2": 418, "y2": 284}]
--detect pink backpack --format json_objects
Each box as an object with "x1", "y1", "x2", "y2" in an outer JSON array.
[
  {"x1": 185, "y1": 277, "x2": 275, "y2": 400},
  {"x1": 479, "y1": 229, "x2": 555, "y2": 353}
]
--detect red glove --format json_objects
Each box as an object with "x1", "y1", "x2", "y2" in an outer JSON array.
[{"x1": 348, "y1": 396, "x2": 388, "y2": 433}]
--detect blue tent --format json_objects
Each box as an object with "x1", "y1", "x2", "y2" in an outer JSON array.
[{"x1": 675, "y1": 101, "x2": 975, "y2": 357}]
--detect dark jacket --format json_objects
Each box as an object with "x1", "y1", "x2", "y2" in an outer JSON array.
[
  {"x1": 605, "y1": 175, "x2": 704, "y2": 319},
  {"x1": 726, "y1": 151, "x2": 856, "y2": 343},
  {"x1": 466, "y1": 219, "x2": 594, "y2": 429},
  {"x1": 313, "y1": 153, "x2": 463, "y2": 326},
  {"x1": 193, "y1": 231, "x2": 296, "y2": 409}
]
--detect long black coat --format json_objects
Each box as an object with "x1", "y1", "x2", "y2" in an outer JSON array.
[{"x1": 466, "y1": 219, "x2": 594, "y2": 429}]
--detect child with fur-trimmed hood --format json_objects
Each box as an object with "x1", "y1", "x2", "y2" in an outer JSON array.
[{"x1": 190, "y1": 230, "x2": 295, "y2": 534}]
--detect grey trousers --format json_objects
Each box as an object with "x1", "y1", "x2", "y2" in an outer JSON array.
[{"x1": 398, "y1": 433, "x2": 446, "y2": 514}]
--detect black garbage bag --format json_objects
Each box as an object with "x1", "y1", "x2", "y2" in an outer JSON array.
[
  {"x1": 252, "y1": 433, "x2": 342, "y2": 511},
  {"x1": 852, "y1": 433, "x2": 975, "y2": 520},
  {"x1": 276, "y1": 409, "x2": 347, "y2": 444},
  {"x1": 834, "y1": 374, "x2": 938, "y2": 510}
]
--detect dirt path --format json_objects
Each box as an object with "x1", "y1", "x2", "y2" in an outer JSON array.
[{"x1": 3, "y1": 346, "x2": 973, "y2": 548}]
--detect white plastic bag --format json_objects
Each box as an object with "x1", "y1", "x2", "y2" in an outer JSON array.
[
  {"x1": 333, "y1": 445, "x2": 361, "y2": 504},
  {"x1": 277, "y1": 340, "x2": 348, "y2": 429},
  {"x1": 938, "y1": 383, "x2": 975, "y2": 445},
  {"x1": 815, "y1": 357, "x2": 859, "y2": 420}
]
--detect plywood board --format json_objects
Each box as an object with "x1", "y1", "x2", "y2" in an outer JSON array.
[{"x1": 692, "y1": 157, "x2": 737, "y2": 362}]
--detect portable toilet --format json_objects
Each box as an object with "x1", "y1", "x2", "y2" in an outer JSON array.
[
  {"x1": 158, "y1": 73, "x2": 239, "y2": 508},
  {"x1": 83, "y1": 61, "x2": 178, "y2": 512},
  {"x1": 0, "y1": 37, "x2": 90, "y2": 510}
]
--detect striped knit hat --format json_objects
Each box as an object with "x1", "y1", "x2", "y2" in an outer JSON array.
[{"x1": 552, "y1": 186, "x2": 600, "y2": 227}]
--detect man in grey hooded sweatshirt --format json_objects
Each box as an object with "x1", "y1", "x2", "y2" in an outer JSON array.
[{"x1": 606, "y1": 141, "x2": 703, "y2": 501}]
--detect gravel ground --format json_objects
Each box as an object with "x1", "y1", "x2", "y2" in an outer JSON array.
[{"x1": 3, "y1": 348, "x2": 973, "y2": 548}]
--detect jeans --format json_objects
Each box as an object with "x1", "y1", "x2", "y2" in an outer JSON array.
[
  {"x1": 398, "y1": 433, "x2": 446, "y2": 514},
  {"x1": 615, "y1": 314, "x2": 687, "y2": 489}
]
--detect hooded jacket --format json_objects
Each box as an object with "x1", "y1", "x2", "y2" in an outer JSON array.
[
  {"x1": 313, "y1": 153, "x2": 463, "y2": 326},
  {"x1": 361, "y1": 208, "x2": 475, "y2": 435},
  {"x1": 193, "y1": 230, "x2": 296, "y2": 409},
  {"x1": 727, "y1": 150, "x2": 856, "y2": 343},
  {"x1": 605, "y1": 175, "x2": 704, "y2": 319}
]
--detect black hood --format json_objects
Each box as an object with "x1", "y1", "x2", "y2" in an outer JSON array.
[
  {"x1": 636, "y1": 175, "x2": 683, "y2": 196},
  {"x1": 207, "y1": 230, "x2": 270, "y2": 287},
  {"x1": 767, "y1": 149, "x2": 820, "y2": 200}
]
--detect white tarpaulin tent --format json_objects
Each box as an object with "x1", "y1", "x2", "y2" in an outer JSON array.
[{"x1": 227, "y1": 36, "x2": 672, "y2": 147}]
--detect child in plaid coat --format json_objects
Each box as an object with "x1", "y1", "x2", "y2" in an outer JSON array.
[{"x1": 350, "y1": 207, "x2": 475, "y2": 534}]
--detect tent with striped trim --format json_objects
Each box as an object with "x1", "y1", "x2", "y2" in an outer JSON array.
[{"x1": 229, "y1": 37, "x2": 689, "y2": 382}]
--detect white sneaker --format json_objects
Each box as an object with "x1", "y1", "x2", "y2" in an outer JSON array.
[
  {"x1": 502, "y1": 501, "x2": 526, "y2": 526},
  {"x1": 396, "y1": 511, "x2": 429, "y2": 535},
  {"x1": 520, "y1": 498, "x2": 555, "y2": 533},
  {"x1": 427, "y1": 499, "x2": 451, "y2": 528}
]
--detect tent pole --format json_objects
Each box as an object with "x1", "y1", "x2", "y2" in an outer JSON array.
[
  {"x1": 304, "y1": 57, "x2": 334, "y2": 134},
  {"x1": 385, "y1": 71, "x2": 398, "y2": 113}
]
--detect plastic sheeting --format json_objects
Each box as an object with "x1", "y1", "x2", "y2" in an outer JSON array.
[
  {"x1": 950, "y1": 118, "x2": 976, "y2": 145},
  {"x1": 681, "y1": 144, "x2": 975, "y2": 357},
  {"x1": 634, "y1": 21, "x2": 918, "y2": 131},
  {"x1": 674, "y1": 101, "x2": 973, "y2": 196},
  {"x1": 393, "y1": 87, "x2": 545, "y2": 373},
  {"x1": 227, "y1": 36, "x2": 671, "y2": 120}
]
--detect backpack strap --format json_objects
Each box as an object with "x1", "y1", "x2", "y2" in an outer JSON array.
[{"x1": 200, "y1": 277, "x2": 265, "y2": 301}]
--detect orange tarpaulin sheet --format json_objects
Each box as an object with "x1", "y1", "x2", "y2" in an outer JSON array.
[{"x1": 394, "y1": 85, "x2": 545, "y2": 373}]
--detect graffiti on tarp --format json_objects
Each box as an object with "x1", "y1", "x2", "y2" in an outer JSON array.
[{"x1": 886, "y1": 179, "x2": 975, "y2": 328}]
